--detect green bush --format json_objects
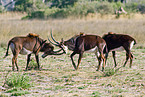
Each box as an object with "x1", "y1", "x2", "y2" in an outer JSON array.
[
  {"x1": 96, "y1": 1, "x2": 115, "y2": 15},
  {"x1": 14, "y1": 0, "x2": 34, "y2": 12},
  {"x1": 3, "y1": 73, "x2": 32, "y2": 96},
  {"x1": 29, "y1": 11, "x2": 45, "y2": 19},
  {"x1": 103, "y1": 67, "x2": 116, "y2": 77},
  {"x1": 112, "y1": 1, "x2": 124, "y2": 10},
  {"x1": 11, "y1": 90, "x2": 30, "y2": 96},
  {"x1": 48, "y1": 8, "x2": 68, "y2": 18},
  {"x1": 125, "y1": 2, "x2": 138, "y2": 13},
  {"x1": 28, "y1": 59, "x2": 40, "y2": 70},
  {"x1": 137, "y1": 4, "x2": 145, "y2": 14},
  {"x1": 124, "y1": 1, "x2": 145, "y2": 14},
  {"x1": 6, "y1": 88, "x2": 30, "y2": 96},
  {"x1": 50, "y1": 0, "x2": 78, "y2": 8},
  {"x1": 0, "y1": 6, "x2": 4, "y2": 13},
  {"x1": 69, "y1": 2, "x2": 96, "y2": 17},
  {"x1": 23, "y1": 1, "x2": 145, "y2": 19},
  {"x1": 5, "y1": 72, "x2": 32, "y2": 89},
  {"x1": 44, "y1": 1, "x2": 115, "y2": 18}
]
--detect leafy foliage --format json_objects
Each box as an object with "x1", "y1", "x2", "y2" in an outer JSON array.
[
  {"x1": 6, "y1": 88, "x2": 30, "y2": 96},
  {"x1": 4, "y1": 72, "x2": 32, "y2": 89},
  {"x1": 50, "y1": 0, "x2": 78, "y2": 8},
  {"x1": 3, "y1": 0, "x2": 145, "y2": 19},
  {"x1": 137, "y1": 4, "x2": 145, "y2": 14},
  {"x1": 14, "y1": 0, "x2": 34, "y2": 12},
  {"x1": 103, "y1": 67, "x2": 116, "y2": 77},
  {"x1": 3, "y1": 72, "x2": 33, "y2": 96},
  {"x1": 0, "y1": 6, "x2": 4, "y2": 13}
]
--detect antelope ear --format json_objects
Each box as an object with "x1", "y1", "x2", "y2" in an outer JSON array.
[
  {"x1": 108, "y1": 32, "x2": 114, "y2": 35},
  {"x1": 80, "y1": 32, "x2": 84, "y2": 36}
]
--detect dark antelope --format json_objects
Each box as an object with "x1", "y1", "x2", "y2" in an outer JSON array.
[
  {"x1": 4, "y1": 33, "x2": 63, "y2": 71},
  {"x1": 102, "y1": 32, "x2": 136, "y2": 68},
  {"x1": 48, "y1": 32, "x2": 107, "y2": 71}
]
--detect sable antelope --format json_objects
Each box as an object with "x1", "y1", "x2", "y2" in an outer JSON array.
[
  {"x1": 48, "y1": 32, "x2": 107, "y2": 71},
  {"x1": 102, "y1": 32, "x2": 136, "y2": 68},
  {"x1": 4, "y1": 33, "x2": 63, "y2": 71}
]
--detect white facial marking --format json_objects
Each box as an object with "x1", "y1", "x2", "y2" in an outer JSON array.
[{"x1": 63, "y1": 45, "x2": 68, "y2": 54}]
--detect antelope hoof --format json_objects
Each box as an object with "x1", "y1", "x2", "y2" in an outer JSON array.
[{"x1": 76, "y1": 67, "x2": 79, "y2": 70}]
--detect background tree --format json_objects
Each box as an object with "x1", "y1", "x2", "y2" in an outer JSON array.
[
  {"x1": 50, "y1": 0, "x2": 78, "y2": 8},
  {"x1": 14, "y1": 0, "x2": 33, "y2": 12}
]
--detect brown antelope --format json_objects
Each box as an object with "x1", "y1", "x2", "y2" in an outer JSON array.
[
  {"x1": 102, "y1": 32, "x2": 136, "y2": 68},
  {"x1": 4, "y1": 33, "x2": 63, "y2": 71},
  {"x1": 48, "y1": 32, "x2": 107, "y2": 71}
]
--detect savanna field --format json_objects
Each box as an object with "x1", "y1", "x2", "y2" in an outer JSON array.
[{"x1": 0, "y1": 12, "x2": 145, "y2": 97}]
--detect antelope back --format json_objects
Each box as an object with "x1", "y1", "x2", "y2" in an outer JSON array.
[
  {"x1": 64, "y1": 35, "x2": 81, "y2": 51},
  {"x1": 102, "y1": 32, "x2": 136, "y2": 51},
  {"x1": 75, "y1": 35, "x2": 106, "y2": 52}
]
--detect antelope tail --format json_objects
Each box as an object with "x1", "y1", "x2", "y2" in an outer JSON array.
[
  {"x1": 3, "y1": 42, "x2": 11, "y2": 58},
  {"x1": 134, "y1": 40, "x2": 137, "y2": 45}
]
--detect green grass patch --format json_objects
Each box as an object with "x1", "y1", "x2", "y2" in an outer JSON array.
[
  {"x1": 4, "y1": 72, "x2": 32, "y2": 89},
  {"x1": 11, "y1": 90, "x2": 30, "y2": 96},
  {"x1": 108, "y1": 88, "x2": 128, "y2": 93},
  {"x1": 103, "y1": 68, "x2": 116, "y2": 77},
  {"x1": 54, "y1": 85, "x2": 65, "y2": 91},
  {"x1": 0, "y1": 94, "x2": 8, "y2": 97},
  {"x1": 91, "y1": 91, "x2": 101, "y2": 97},
  {"x1": 27, "y1": 59, "x2": 39, "y2": 70},
  {"x1": 77, "y1": 85, "x2": 87, "y2": 89},
  {"x1": 6, "y1": 88, "x2": 30, "y2": 96}
]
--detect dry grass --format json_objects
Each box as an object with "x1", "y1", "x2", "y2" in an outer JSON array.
[
  {"x1": 0, "y1": 12, "x2": 145, "y2": 47},
  {"x1": 0, "y1": 12, "x2": 145, "y2": 96}
]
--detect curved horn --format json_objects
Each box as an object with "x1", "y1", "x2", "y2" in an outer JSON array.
[
  {"x1": 50, "y1": 29, "x2": 59, "y2": 44},
  {"x1": 50, "y1": 29, "x2": 66, "y2": 54},
  {"x1": 48, "y1": 36, "x2": 59, "y2": 46}
]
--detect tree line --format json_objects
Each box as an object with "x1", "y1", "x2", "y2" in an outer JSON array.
[{"x1": 0, "y1": 0, "x2": 144, "y2": 19}]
